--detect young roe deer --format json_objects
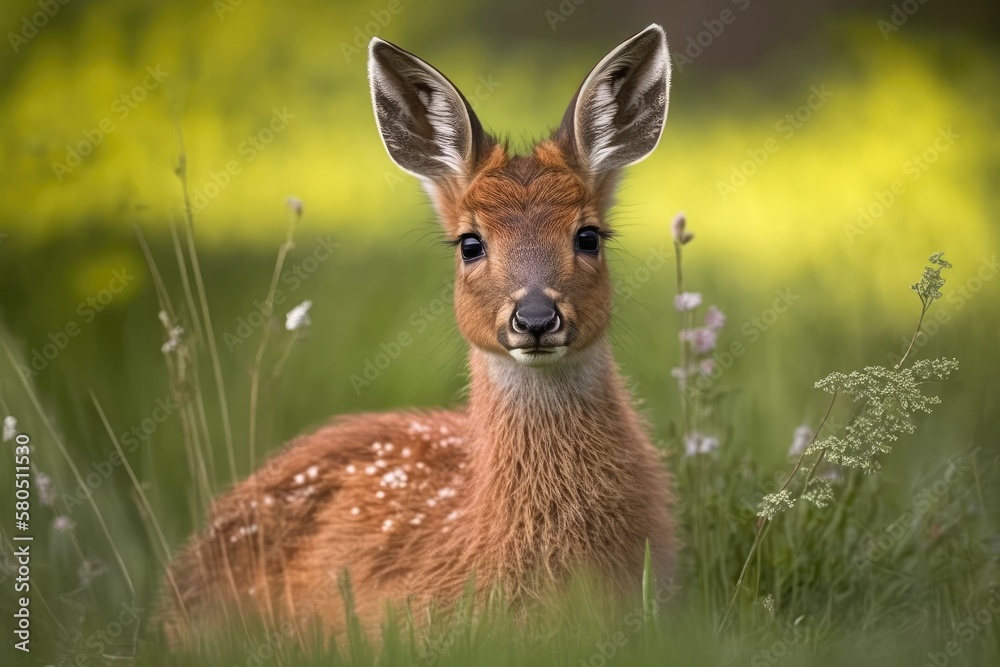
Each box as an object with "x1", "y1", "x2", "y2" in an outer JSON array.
[{"x1": 158, "y1": 24, "x2": 676, "y2": 645}]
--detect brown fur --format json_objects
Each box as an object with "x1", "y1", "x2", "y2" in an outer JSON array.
[{"x1": 158, "y1": 45, "x2": 676, "y2": 650}]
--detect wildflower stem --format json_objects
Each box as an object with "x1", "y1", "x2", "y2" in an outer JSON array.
[
  {"x1": 0, "y1": 337, "x2": 136, "y2": 600},
  {"x1": 797, "y1": 449, "x2": 828, "y2": 498},
  {"x1": 248, "y1": 205, "x2": 301, "y2": 467},
  {"x1": 674, "y1": 241, "x2": 690, "y2": 438},
  {"x1": 717, "y1": 391, "x2": 837, "y2": 633},
  {"x1": 271, "y1": 331, "x2": 301, "y2": 381},
  {"x1": 895, "y1": 302, "x2": 929, "y2": 370},
  {"x1": 174, "y1": 123, "x2": 239, "y2": 483}
]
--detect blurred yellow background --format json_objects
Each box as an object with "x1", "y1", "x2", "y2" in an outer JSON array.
[{"x1": 1, "y1": 0, "x2": 997, "y2": 310}]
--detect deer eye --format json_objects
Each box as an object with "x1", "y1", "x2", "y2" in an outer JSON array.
[
  {"x1": 459, "y1": 235, "x2": 486, "y2": 262},
  {"x1": 575, "y1": 227, "x2": 601, "y2": 256}
]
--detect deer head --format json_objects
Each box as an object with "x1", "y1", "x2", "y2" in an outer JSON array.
[{"x1": 368, "y1": 25, "x2": 670, "y2": 368}]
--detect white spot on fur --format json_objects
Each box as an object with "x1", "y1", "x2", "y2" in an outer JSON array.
[
  {"x1": 307, "y1": 465, "x2": 319, "y2": 479},
  {"x1": 401, "y1": 447, "x2": 412, "y2": 457},
  {"x1": 293, "y1": 473, "x2": 306, "y2": 485},
  {"x1": 382, "y1": 518, "x2": 395, "y2": 532},
  {"x1": 380, "y1": 467, "x2": 408, "y2": 489},
  {"x1": 346, "y1": 464, "x2": 357, "y2": 474},
  {"x1": 365, "y1": 465, "x2": 377, "y2": 475},
  {"x1": 375, "y1": 490, "x2": 385, "y2": 499},
  {"x1": 350, "y1": 507, "x2": 360, "y2": 516}
]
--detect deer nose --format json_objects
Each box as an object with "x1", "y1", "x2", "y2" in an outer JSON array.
[{"x1": 511, "y1": 296, "x2": 561, "y2": 337}]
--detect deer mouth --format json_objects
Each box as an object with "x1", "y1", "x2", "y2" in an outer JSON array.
[{"x1": 508, "y1": 346, "x2": 567, "y2": 367}]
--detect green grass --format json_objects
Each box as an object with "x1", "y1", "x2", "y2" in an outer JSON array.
[{"x1": 0, "y1": 222, "x2": 997, "y2": 666}]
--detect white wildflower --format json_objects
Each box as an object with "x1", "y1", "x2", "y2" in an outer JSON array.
[
  {"x1": 35, "y1": 473, "x2": 56, "y2": 506},
  {"x1": 161, "y1": 325, "x2": 184, "y2": 354},
  {"x1": 53, "y1": 516, "x2": 75, "y2": 532},
  {"x1": 2, "y1": 416, "x2": 16, "y2": 442},
  {"x1": 285, "y1": 300, "x2": 312, "y2": 332},
  {"x1": 684, "y1": 432, "x2": 720, "y2": 457}
]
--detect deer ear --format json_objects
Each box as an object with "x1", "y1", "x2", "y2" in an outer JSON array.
[
  {"x1": 561, "y1": 24, "x2": 670, "y2": 174},
  {"x1": 368, "y1": 38, "x2": 486, "y2": 181}
]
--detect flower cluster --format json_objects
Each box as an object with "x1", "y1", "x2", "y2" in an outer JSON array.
[
  {"x1": 811, "y1": 358, "x2": 959, "y2": 473},
  {"x1": 911, "y1": 252, "x2": 952, "y2": 307},
  {"x1": 670, "y1": 213, "x2": 726, "y2": 458},
  {"x1": 758, "y1": 490, "x2": 795, "y2": 520},
  {"x1": 672, "y1": 304, "x2": 726, "y2": 388}
]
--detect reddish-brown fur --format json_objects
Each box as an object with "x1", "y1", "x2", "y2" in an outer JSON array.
[{"x1": 157, "y1": 29, "x2": 676, "y2": 647}]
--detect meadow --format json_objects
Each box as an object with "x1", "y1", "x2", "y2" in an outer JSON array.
[{"x1": 0, "y1": 0, "x2": 999, "y2": 665}]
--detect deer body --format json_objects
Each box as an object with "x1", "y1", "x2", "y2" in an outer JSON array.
[{"x1": 159, "y1": 25, "x2": 676, "y2": 645}]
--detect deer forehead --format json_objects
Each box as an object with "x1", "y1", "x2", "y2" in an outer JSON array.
[{"x1": 458, "y1": 154, "x2": 594, "y2": 240}]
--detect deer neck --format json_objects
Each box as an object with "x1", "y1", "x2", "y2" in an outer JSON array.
[{"x1": 461, "y1": 340, "x2": 650, "y2": 579}]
